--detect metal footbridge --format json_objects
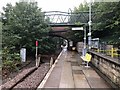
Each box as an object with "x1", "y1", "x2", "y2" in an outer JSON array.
[{"x1": 43, "y1": 10, "x2": 96, "y2": 26}]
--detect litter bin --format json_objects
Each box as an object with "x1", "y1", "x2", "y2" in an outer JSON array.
[{"x1": 117, "y1": 49, "x2": 120, "y2": 60}]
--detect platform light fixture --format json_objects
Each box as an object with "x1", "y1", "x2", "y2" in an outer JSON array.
[{"x1": 88, "y1": 0, "x2": 92, "y2": 49}]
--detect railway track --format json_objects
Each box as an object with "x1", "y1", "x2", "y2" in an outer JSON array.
[{"x1": 1, "y1": 63, "x2": 50, "y2": 90}]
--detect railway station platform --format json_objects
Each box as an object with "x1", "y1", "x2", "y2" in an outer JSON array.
[{"x1": 37, "y1": 50, "x2": 112, "y2": 89}]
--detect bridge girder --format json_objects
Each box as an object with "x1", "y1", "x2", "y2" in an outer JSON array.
[{"x1": 44, "y1": 11, "x2": 96, "y2": 25}]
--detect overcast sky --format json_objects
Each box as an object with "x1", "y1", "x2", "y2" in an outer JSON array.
[{"x1": 0, "y1": 0, "x2": 86, "y2": 12}]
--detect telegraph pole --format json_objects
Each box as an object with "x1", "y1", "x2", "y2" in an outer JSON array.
[{"x1": 88, "y1": 0, "x2": 92, "y2": 49}]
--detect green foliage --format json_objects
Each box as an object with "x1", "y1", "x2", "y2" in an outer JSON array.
[
  {"x1": 67, "y1": 30, "x2": 83, "y2": 44},
  {"x1": 3, "y1": 60, "x2": 16, "y2": 71},
  {"x1": 2, "y1": 46, "x2": 20, "y2": 61},
  {"x1": 69, "y1": 2, "x2": 89, "y2": 43},
  {"x1": 0, "y1": 22, "x2": 2, "y2": 53},
  {"x1": 73, "y1": 2, "x2": 89, "y2": 13},
  {"x1": 1, "y1": 1, "x2": 59, "y2": 71},
  {"x1": 72, "y1": 1, "x2": 120, "y2": 45},
  {"x1": 38, "y1": 36, "x2": 56, "y2": 54},
  {"x1": 2, "y1": 2, "x2": 49, "y2": 50},
  {"x1": 2, "y1": 2, "x2": 57, "y2": 55},
  {"x1": 2, "y1": 47, "x2": 21, "y2": 71},
  {"x1": 92, "y1": 2, "x2": 120, "y2": 44}
]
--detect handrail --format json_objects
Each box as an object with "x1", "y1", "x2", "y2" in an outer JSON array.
[{"x1": 89, "y1": 50, "x2": 120, "y2": 66}]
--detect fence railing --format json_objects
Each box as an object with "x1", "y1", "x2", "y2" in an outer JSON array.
[{"x1": 94, "y1": 48, "x2": 119, "y2": 58}]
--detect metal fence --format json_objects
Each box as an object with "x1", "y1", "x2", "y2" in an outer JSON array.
[{"x1": 96, "y1": 48, "x2": 119, "y2": 58}]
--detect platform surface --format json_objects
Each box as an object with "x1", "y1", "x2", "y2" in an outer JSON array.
[{"x1": 38, "y1": 51, "x2": 111, "y2": 89}]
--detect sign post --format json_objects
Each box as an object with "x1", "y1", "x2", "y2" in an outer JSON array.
[
  {"x1": 36, "y1": 41, "x2": 38, "y2": 67},
  {"x1": 88, "y1": 0, "x2": 92, "y2": 49}
]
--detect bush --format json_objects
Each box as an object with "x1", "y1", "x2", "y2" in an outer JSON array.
[
  {"x1": 2, "y1": 47, "x2": 21, "y2": 72},
  {"x1": 3, "y1": 60, "x2": 15, "y2": 71}
]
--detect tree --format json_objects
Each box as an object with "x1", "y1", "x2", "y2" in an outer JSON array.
[
  {"x1": 71, "y1": 1, "x2": 120, "y2": 45},
  {"x1": 92, "y1": 2, "x2": 120, "y2": 44},
  {"x1": 68, "y1": 2, "x2": 89, "y2": 44},
  {"x1": 0, "y1": 21, "x2": 2, "y2": 52},
  {"x1": 2, "y1": 2, "x2": 51, "y2": 55}
]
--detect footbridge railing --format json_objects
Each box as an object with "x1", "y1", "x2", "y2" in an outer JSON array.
[{"x1": 43, "y1": 11, "x2": 96, "y2": 25}]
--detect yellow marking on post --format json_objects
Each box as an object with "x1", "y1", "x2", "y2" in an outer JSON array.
[
  {"x1": 111, "y1": 48, "x2": 114, "y2": 58},
  {"x1": 97, "y1": 49, "x2": 99, "y2": 53}
]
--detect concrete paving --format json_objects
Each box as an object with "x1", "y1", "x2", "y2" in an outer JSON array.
[{"x1": 39, "y1": 51, "x2": 111, "y2": 88}]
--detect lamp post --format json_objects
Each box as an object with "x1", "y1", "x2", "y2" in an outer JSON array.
[
  {"x1": 83, "y1": 26, "x2": 86, "y2": 51},
  {"x1": 88, "y1": 0, "x2": 92, "y2": 49}
]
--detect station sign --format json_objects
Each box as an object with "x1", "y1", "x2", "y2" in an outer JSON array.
[{"x1": 72, "y1": 27, "x2": 83, "y2": 31}]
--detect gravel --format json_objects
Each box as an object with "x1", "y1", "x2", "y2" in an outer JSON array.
[
  {"x1": 13, "y1": 63, "x2": 49, "y2": 90},
  {"x1": 2, "y1": 59, "x2": 35, "y2": 84},
  {"x1": 2, "y1": 67, "x2": 37, "y2": 90}
]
